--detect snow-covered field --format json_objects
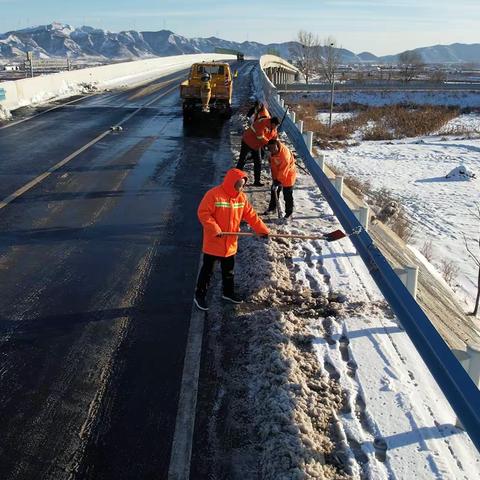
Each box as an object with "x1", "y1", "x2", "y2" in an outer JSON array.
[
  {"x1": 324, "y1": 113, "x2": 480, "y2": 311},
  {"x1": 287, "y1": 90, "x2": 480, "y2": 108}
]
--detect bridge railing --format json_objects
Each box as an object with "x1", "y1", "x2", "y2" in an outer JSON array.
[{"x1": 256, "y1": 58, "x2": 480, "y2": 453}]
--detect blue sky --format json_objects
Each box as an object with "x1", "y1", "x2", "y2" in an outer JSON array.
[{"x1": 1, "y1": 0, "x2": 479, "y2": 55}]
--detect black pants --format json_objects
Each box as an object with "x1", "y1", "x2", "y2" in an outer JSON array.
[
  {"x1": 236, "y1": 141, "x2": 262, "y2": 183},
  {"x1": 269, "y1": 184, "x2": 294, "y2": 216},
  {"x1": 195, "y1": 253, "x2": 235, "y2": 298}
]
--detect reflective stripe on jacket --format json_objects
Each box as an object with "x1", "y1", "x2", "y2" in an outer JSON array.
[
  {"x1": 242, "y1": 117, "x2": 278, "y2": 150},
  {"x1": 270, "y1": 142, "x2": 297, "y2": 187},
  {"x1": 198, "y1": 168, "x2": 269, "y2": 257}
]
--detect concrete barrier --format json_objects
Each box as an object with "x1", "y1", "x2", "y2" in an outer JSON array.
[{"x1": 0, "y1": 53, "x2": 236, "y2": 112}]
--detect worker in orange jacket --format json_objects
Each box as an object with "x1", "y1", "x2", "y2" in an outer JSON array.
[
  {"x1": 247, "y1": 101, "x2": 271, "y2": 124},
  {"x1": 264, "y1": 139, "x2": 297, "y2": 218},
  {"x1": 194, "y1": 168, "x2": 269, "y2": 311},
  {"x1": 236, "y1": 116, "x2": 280, "y2": 186}
]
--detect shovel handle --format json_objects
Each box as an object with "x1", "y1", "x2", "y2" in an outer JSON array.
[{"x1": 220, "y1": 232, "x2": 329, "y2": 240}]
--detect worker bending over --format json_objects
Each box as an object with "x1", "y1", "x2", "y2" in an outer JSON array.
[
  {"x1": 236, "y1": 116, "x2": 280, "y2": 186},
  {"x1": 247, "y1": 101, "x2": 271, "y2": 124}
]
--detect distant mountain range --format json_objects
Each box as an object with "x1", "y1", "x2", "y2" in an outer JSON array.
[{"x1": 0, "y1": 22, "x2": 479, "y2": 65}]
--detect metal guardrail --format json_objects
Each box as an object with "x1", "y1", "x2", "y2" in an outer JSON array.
[
  {"x1": 256, "y1": 63, "x2": 480, "y2": 453},
  {"x1": 0, "y1": 88, "x2": 5, "y2": 101}
]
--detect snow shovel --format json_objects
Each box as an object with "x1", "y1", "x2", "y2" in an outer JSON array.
[{"x1": 220, "y1": 228, "x2": 351, "y2": 243}]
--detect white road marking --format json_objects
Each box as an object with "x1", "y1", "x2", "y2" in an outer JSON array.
[
  {"x1": 0, "y1": 83, "x2": 180, "y2": 211},
  {"x1": 167, "y1": 303, "x2": 205, "y2": 480}
]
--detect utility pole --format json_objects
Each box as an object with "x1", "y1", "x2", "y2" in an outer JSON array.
[
  {"x1": 26, "y1": 51, "x2": 34, "y2": 78},
  {"x1": 328, "y1": 43, "x2": 335, "y2": 129}
]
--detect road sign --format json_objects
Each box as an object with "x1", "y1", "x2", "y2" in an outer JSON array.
[{"x1": 0, "y1": 88, "x2": 6, "y2": 101}]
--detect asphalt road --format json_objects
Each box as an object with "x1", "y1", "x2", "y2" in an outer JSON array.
[{"x1": 0, "y1": 61, "x2": 253, "y2": 479}]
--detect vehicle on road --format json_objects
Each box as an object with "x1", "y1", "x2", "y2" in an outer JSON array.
[{"x1": 180, "y1": 62, "x2": 233, "y2": 120}]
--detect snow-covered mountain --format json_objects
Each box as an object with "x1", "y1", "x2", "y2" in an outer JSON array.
[{"x1": 0, "y1": 23, "x2": 478, "y2": 64}]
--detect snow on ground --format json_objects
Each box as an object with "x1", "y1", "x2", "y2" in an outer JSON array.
[
  {"x1": 322, "y1": 118, "x2": 480, "y2": 310},
  {"x1": 265, "y1": 165, "x2": 480, "y2": 478},
  {"x1": 0, "y1": 105, "x2": 12, "y2": 121},
  {"x1": 437, "y1": 113, "x2": 480, "y2": 135},
  {"x1": 316, "y1": 112, "x2": 357, "y2": 125},
  {"x1": 287, "y1": 90, "x2": 480, "y2": 108}
]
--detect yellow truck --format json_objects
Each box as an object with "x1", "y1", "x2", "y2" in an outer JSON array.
[{"x1": 180, "y1": 62, "x2": 233, "y2": 119}]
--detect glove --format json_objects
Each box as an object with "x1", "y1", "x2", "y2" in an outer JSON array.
[{"x1": 271, "y1": 180, "x2": 282, "y2": 188}]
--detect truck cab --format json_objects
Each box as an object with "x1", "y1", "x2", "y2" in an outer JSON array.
[{"x1": 180, "y1": 62, "x2": 233, "y2": 119}]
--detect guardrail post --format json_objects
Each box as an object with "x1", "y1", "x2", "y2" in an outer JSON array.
[
  {"x1": 394, "y1": 266, "x2": 418, "y2": 299},
  {"x1": 454, "y1": 346, "x2": 480, "y2": 428},
  {"x1": 289, "y1": 111, "x2": 296, "y2": 123},
  {"x1": 405, "y1": 266, "x2": 418, "y2": 300},
  {"x1": 467, "y1": 344, "x2": 480, "y2": 388},
  {"x1": 279, "y1": 98, "x2": 285, "y2": 108},
  {"x1": 303, "y1": 130, "x2": 313, "y2": 154},
  {"x1": 315, "y1": 153, "x2": 325, "y2": 172},
  {"x1": 353, "y1": 206, "x2": 370, "y2": 231},
  {"x1": 296, "y1": 120, "x2": 304, "y2": 134},
  {"x1": 331, "y1": 176, "x2": 344, "y2": 196}
]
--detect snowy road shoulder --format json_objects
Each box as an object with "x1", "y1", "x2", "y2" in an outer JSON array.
[{"x1": 281, "y1": 170, "x2": 480, "y2": 478}]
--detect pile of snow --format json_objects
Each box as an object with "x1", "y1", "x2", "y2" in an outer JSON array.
[
  {"x1": 0, "y1": 104, "x2": 12, "y2": 121},
  {"x1": 437, "y1": 113, "x2": 480, "y2": 136},
  {"x1": 237, "y1": 236, "x2": 343, "y2": 479},
  {"x1": 445, "y1": 165, "x2": 476, "y2": 180}
]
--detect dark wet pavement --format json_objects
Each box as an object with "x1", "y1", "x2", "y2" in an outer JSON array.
[{"x1": 0, "y1": 61, "x2": 254, "y2": 479}]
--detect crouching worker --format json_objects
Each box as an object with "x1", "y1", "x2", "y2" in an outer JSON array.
[
  {"x1": 194, "y1": 168, "x2": 270, "y2": 311},
  {"x1": 265, "y1": 139, "x2": 297, "y2": 219}
]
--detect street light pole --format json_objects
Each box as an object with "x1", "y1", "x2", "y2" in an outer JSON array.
[{"x1": 328, "y1": 43, "x2": 335, "y2": 129}]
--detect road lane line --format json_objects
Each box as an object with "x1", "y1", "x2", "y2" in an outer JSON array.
[
  {"x1": 0, "y1": 130, "x2": 111, "y2": 210},
  {"x1": 0, "y1": 83, "x2": 180, "y2": 211},
  {"x1": 167, "y1": 140, "x2": 232, "y2": 479},
  {"x1": 167, "y1": 302, "x2": 205, "y2": 480}
]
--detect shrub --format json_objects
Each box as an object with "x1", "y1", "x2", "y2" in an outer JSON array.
[
  {"x1": 289, "y1": 100, "x2": 460, "y2": 146},
  {"x1": 420, "y1": 240, "x2": 434, "y2": 262},
  {"x1": 440, "y1": 259, "x2": 459, "y2": 286}
]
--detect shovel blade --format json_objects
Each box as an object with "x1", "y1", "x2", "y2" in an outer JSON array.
[{"x1": 323, "y1": 229, "x2": 346, "y2": 242}]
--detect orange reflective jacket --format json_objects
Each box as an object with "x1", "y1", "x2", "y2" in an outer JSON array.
[
  {"x1": 254, "y1": 105, "x2": 271, "y2": 122},
  {"x1": 270, "y1": 142, "x2": 297, "y2": 187},
  {"x1": 242, "y1": 117, "x2": 278, "y2": 150},
  {"x1": 198, "y1": 169, "x2": 269, "y2": 257}
]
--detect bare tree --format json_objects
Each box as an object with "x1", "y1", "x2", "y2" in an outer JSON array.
[
  {"x1": 463, "y1": 205, "x2": 480, "y2": 317},
  {"x1": 317, "y1": 37, "x2": 341, "y2": 83},
  {"x1": 398, "y1": 50, "x2": 424, "y2": 82},
  {"x1": 289, "y1": 30, "x2": 320, "y2": 84},
  {"x1": 316, "y1": 37, "x2": 341, "y2": 128}
]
